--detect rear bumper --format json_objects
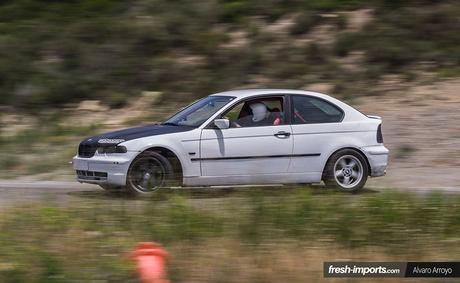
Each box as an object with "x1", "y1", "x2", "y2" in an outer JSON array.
[
  {"x1": 360, "y1": 145, "x2": 389, "y2": 177},
  {"x1": 72, "y1": 152, "x2": 138, "y2": 186}
]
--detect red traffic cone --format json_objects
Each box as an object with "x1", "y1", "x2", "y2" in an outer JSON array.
[{"x1": 130, "y1": 242, "x2": 169, "y2": 283}]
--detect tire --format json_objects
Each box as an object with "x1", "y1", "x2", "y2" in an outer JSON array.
[
  {"x1": 323, "y1": 149, "x2": 368, "y2": 192},
  {"x1": 126, "y1": 151, "x2": 173, "y2": 195}
]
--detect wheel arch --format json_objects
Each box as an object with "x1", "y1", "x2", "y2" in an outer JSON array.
[
  {"x1": 137, "y1": 146, "x2": 184, "y2": 184},
  {"x1": 321, "y1": 147, "x2": 371, "y2": 179}
]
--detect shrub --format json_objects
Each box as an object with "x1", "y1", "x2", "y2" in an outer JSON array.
[{"x1": 290, "y1": 12, "x2": 322, "y2": 35}]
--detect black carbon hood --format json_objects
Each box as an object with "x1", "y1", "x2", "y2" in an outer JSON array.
[{"x1": 81, "y1": 124, "x2": 194, "y2": 146}]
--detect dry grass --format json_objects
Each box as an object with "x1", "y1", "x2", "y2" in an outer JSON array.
[{"x1": 0, "y1": 189, "x2": 459, "y2": 282}]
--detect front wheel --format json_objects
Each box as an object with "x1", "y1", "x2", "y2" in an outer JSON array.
[
  {"x1": 126, "y1": 151, "x2": 173, "y2": 195},
  {"x1": 323, "y1": 149, "x2": 368, "y2": 192}
]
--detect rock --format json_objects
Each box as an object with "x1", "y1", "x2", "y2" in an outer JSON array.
[
  {"x1": 303, "y1": 83, "x2": 334, "y2": 94},
  {"x1": 343, "y1": 9, "x2": 374, "y2": 32},
  {"x1": 76, "y1": 100, "x2": 109, "y2": 112},
  {"x1": 141, "y1": 91, "x2": 162, "y2": 102}
]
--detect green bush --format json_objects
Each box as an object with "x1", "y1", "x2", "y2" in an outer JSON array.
[
  {"x1": 290, "y1": 12, "x2": 322, "y2": 35},
  {"x1": 341, "y1": 3, "x2": 460, "y2": 72},
  {"x1": 334, "y1": 32, "x2": 360, "y2": 57}
]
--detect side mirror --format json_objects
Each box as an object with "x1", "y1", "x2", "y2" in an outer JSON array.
[{"x1": 214, "y1": 118, "x2": 230, "y2": 129}]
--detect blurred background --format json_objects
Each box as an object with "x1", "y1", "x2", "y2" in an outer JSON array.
[
  {"x1": 1, "y1": 0, "x2": 460, "y2": 186},
  {"x1": 0, "y1": 0, "x2": 459, "y2": 282}
]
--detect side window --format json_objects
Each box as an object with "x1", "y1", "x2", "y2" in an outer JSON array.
[
  {"x1": 224, "y1": 96, "x2": 285, "y2": 128},
  {"x1": 291, "y1": 96, "x2": 343, "y2": 124}
]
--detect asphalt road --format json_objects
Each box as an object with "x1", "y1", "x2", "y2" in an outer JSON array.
[
  {"x1": 0, "y1": 180, "x2": 94, "y2": 209},
  {"x1": 0, "y1": 180, "x2": 290, "y2": 208},
  {"x1": 0, "y1": 179, "x2": 459, "y2": 209}
]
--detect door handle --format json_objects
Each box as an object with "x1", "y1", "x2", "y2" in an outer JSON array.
[{"x1": 274, "y1": 131, "x2": 291, "y2": 138}]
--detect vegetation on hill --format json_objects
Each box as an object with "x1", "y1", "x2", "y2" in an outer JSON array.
[{"x1": 1, "y1": 0, "x2": 460, "y2": 109}]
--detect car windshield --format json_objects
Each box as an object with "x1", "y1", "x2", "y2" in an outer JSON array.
[{"x1": 163, "y1": 96, "x2": 234, "y2": 127}]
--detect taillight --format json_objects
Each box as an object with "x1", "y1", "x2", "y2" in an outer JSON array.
[{"x1": 377, "y1": 124, "x2": 383, "y2": 143}]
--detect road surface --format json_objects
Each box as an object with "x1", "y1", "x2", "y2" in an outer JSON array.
[{"x1": 0, "y1": 177, "x2": 459, "y2": 209}]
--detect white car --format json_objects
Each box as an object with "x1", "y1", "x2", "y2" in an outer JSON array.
[{"x1": 73, "y1": 89, "x2": 388, "y2": 194}]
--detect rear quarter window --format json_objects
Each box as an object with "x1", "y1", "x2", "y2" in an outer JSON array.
[{"x1": 291, "y1": 95, "x2": 344, "y2": 124}]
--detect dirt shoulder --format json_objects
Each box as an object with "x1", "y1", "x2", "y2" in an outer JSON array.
[{"x1": 357, "y1": 78, "x2": 460, "y2": 189}]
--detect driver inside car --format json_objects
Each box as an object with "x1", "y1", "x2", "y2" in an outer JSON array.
[{"x1": 233, "y1": 102, "x2": 279, "y2": 127}]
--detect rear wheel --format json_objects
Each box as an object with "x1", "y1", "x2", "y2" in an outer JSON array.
[
  {"x1": 126, "y1": 151, "x2": 173, "y2": 195},
  {"x1": 323, "y1": 149, "x2": 368, "y2": 192}
]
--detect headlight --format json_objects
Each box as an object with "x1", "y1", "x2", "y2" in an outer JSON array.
[{"x1": 97, "y1": 145, "x2": 127, "y2": 154}]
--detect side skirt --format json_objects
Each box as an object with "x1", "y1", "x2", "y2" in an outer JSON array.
[{"x1": 182, "y1": 172, "x2": 322, "y2": 187}]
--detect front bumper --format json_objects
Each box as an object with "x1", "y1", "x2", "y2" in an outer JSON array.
[
  {"x1": 360, "y1": 145, "x2": 389, "y2": 177},
  {"x1": 72, "y1": 151, "x2": 138, "y2": 186}
]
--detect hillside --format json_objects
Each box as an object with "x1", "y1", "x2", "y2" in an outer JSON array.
[{"x1": 1, "y1": 0, "x2": 460, "y2": 109}]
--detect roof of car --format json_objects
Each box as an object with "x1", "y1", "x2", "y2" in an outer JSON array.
[{"x1": 210, "y1": 89, "x2": 331, "y2": 99}]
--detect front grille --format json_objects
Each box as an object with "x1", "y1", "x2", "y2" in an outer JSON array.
[
  {"x1": 78, "y1": 143, "x2": 98, "y2": 158},
  {"x1": 76, "y1": 170, "x2": 108, "y2": 181}
]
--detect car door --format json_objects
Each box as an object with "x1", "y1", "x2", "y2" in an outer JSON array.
[
  {"x1": 199, "y1": 95, "x2": 293, "y2": 176},
  {"x1": 289, "y1": 94, "x2": 345, "y2": 174}
]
